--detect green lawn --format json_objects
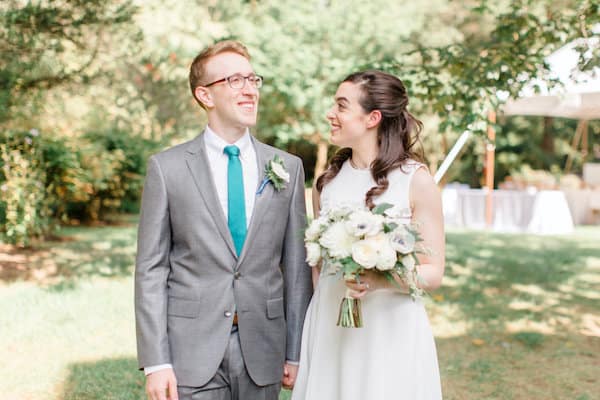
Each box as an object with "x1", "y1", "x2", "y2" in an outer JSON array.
[{"x1": 1, "y1": 222, "x2": 599, "y2": 399}]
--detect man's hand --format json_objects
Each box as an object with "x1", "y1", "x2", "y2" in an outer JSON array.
[
  {"x1": 146, "y1": 368, "x2": 178, "y2": 400},
  {"x1": 282, "y1": 362, "x2": 299, "y2": 389}
]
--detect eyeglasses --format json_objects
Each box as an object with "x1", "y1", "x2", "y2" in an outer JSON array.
[{"x1": 204, "y1": 73, "x2": 264, "y2": 89}]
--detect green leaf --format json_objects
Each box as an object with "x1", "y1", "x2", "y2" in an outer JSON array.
[{"x1": 372, "y1": 202, "x2": 394, "y2": 215}]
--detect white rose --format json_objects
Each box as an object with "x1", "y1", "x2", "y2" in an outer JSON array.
[
  {"x1": 402, "y1": 254, "x2": 416, "y2": 271},
  {"x1": 319, "y1": 221, "x2": 356, "y2": 258},
  {"x1": 351, "y1": 238, "x2": 379, "y2": 269},
  {"x1": 270, "y1": 161, "x2": 290, "y2": 182},
  {"x1": 305, "y1": 219, "x2": 324, "y2": 241},
  {"x1": 305, "y1": 242, "x2": 322, "y2": 266},
  {"x1": 376, "y1": 235, "x2": 397, "y2": 270},
  {"x1": 345, "y1": 210, "x2": 383, "y2": 237},
  {"x1": 389, "y1": 225, "x2": 416, "y2": 254}
]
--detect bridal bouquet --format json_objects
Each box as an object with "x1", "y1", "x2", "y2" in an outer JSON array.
[{"x1": 305, "y1": 203, "x2": 426, "y2": 328}]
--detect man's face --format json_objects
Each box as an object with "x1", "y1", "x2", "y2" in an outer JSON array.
[{"x1": 200, "y1": 52, "x2": 260, "y2": 134}]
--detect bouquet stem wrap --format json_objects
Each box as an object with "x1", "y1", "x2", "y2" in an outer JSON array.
[{"x1": 337, "y1": 288, "x2": 363, "y2": 328}]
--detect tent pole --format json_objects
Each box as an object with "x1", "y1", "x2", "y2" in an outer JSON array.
[
  {"x1": 485, "y1": 111, "x2": 496, "y2": 228},
  {"x1": 434, "y1": 131, "x2": 472, "y2": 184},
  {"x1": 581, "y1": 120, "x2": 589, "y2": 161},
  {"x1": 565, "y1": 120, "x2": 586, "y2": 173}
]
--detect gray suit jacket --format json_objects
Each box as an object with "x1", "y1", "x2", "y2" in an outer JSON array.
[{"x1": 135, "y1": 132, "x2": 312, "y2": 387}]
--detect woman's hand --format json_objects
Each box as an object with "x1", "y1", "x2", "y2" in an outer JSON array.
[{"x1": 344, "y1": 270, "x2": 390, "y2": 299}]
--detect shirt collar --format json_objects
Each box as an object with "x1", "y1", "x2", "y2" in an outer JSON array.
[{"x1": 204, "y1": 125, "x2": 253, "y2": 159}]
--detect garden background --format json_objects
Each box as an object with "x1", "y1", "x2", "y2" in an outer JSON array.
[{"x1": 1, "y1": 1, "x2": 599, "y2": 399}]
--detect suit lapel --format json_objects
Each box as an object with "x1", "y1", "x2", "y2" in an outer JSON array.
[
  {"x1": 238, "y1": 138, "x2": 274, "y2": 265},
  {"x1": 185, "y1": 133, "x2": 237, "y2": 258}
]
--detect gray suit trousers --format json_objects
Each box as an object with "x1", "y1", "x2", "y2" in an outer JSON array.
[{"x1": 177, "y1": 327, "x2": 280, "y2": 400}]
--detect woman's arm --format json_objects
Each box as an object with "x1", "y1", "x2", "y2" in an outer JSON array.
[
  {"x1": 408, "y1": 167, "x2": 445, "y2": 291},
  {"x1": 311, "y1": 183, "x2": 321, "y2": 288}
]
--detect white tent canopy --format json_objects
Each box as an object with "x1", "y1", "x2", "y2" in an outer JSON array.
[
  {"x1": 436, "y1": 34, "x2": 600, "y2": 184},
  {"x1": 502, "y1": 36, "x2": 600, "y2": 120}
]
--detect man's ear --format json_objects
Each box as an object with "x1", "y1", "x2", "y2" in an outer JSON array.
[
  {"x1": 194, "y1": 86, "x2": 213, "y2": 108},
  {"x1": 366, "y1": 110, "x2": 382, "y2": 129}
]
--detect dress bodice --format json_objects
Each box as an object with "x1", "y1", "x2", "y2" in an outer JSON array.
[{"x1": 320, "y1": 159, "x2": 425, "y2": 220}]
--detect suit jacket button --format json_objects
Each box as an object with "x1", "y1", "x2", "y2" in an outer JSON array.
[
  {"x1": 224, "y1": 311, "x2": 232, "y2": 318},
  {"x1": 234, "y1": 271, "x2": 241, "y2": 279}
]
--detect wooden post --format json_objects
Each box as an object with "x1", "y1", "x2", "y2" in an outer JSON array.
[
  {"x1": 485, "y1": 111, "x2": 496, "y2": 228},
  {"x1": 565, "y1": 120, "x2": 587, "y2": 173}
]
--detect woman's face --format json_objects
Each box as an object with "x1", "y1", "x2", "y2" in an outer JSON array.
[{"x1": 326, "y1": 82, "x2": 372, "y2": 148}]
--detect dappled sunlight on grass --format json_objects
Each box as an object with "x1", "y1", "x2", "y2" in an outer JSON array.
[
  {"x1": 505, "y1": 318, "x2": 556, "y2": 334},
  {"x1": 429, "y1": 227, "x2": 600, "y2": 399},
  {"x1": 2, "y1": 222, "x2": 599, "y2": 399},
  {"x1": 1, "y1": 279, "x2": 137, "y2": 399},
  {"x1": 0, "y1": 217, "x2": 138, "y2": 287},
  {"x1": 475, "y1": 248, "x2": 494, "y2": 258},
  {"x1": 580, "y1": 313, "x2": 600, "y2": 337},
  {"x1": 436, "y1": 333, "x2": 599, "y2": 400},
  {"x1": 508, "y1": 297, "x2": 559, "y2": 312},
  {"x1": 438, "y1": 228, "x2": 600, "y2": 336},
  {"x1": 429, "y1": 301, "x2": 470, "y2": 338}
]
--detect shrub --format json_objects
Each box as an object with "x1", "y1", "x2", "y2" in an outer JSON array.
[
  {"x1": 0, "y1": 130, "x2": 52, "y2": 246},
  {"x1": 0, "y1": 128, "x2": 162, "y2": 244}
]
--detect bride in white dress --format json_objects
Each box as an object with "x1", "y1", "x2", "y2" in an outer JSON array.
[{"x1": 291, "y1": 71, "x2": 445, "y2": 400}]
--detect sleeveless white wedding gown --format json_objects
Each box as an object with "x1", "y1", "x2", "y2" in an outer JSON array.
[{"x1": 292, "y1": 160, "x2": 443, "y2": 400}]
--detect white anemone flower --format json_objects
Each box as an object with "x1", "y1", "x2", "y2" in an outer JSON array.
[
  {"x1": 389, "y1": 226, "x2": 416, "y2": 254},
  {"x1": 345, "y1": 210, "x2": 383, "y2": 237}
]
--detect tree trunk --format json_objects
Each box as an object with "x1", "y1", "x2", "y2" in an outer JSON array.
[{"x1": 541, "y1": 117, "x2": 555, "y2": 154}]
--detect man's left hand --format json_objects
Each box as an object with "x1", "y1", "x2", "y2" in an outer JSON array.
[{"x1": 281, "y1": 363, "x2": 299, "y2": 389}]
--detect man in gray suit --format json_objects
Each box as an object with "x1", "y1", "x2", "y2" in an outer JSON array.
[{"x1": 135, "y1": 40, "x2": 312, "y2": 400}]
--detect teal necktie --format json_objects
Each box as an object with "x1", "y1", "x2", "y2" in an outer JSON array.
[{"x1": 224, "y1": 145, "x2": 247, "y2": 256}]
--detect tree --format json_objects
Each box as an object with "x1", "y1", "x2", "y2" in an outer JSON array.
[
  {"x1": 192, "y1": 0, "x2": 598, "y2": 182},
  {"x1": 394, "y1": 0, "x2": 599, "y2": 185},
  {"x1": 202, "y1": 0, "x2": 455, "y2": 178},
  {"x1": 0, "y1": 0, "x2": 140, "y2": 127}
]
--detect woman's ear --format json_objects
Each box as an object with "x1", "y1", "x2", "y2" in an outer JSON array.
[
  {"x1": 194, "y1": 86, "x2": 213, "y2": 108},
  {"x1": 366, "y1": 110, "x2": 382, "y2": 129}
]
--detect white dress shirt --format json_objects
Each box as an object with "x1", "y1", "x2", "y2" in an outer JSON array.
[
  {"x1": 144, "y1": 126, "x2": 259, "y2": 376},
  {"x1": 203, "y1": 125, "x2": 259, "y2": 226}
]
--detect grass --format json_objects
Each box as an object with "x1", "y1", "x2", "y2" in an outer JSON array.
[
  {"x1": 433, "y1": 227, "x2": 600, "y2": 400},
  {"x1": 1, "y1": 221, "x2": 599, "y2": 399}
]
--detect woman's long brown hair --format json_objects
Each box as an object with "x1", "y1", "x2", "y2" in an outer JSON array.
[{"x1": 316, "y1": 70, "x2": 424, "y2": 209}]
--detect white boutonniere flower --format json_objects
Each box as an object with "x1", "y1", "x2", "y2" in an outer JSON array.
[{"x1": 257, "y1": 155, "x2": 290, "y2": 195}]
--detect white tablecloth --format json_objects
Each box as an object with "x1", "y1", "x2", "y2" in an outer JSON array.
[
  {"x1": 562, "y1": 189, "x2": 600, "y2": 225},
  {"x1": 442, "y1": 188, "x2": 575, "y2": 234}
]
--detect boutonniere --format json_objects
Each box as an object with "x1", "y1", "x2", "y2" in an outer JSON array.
[{"x1": 256, "y1": 155, "x2": 290, "y2": 195}]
